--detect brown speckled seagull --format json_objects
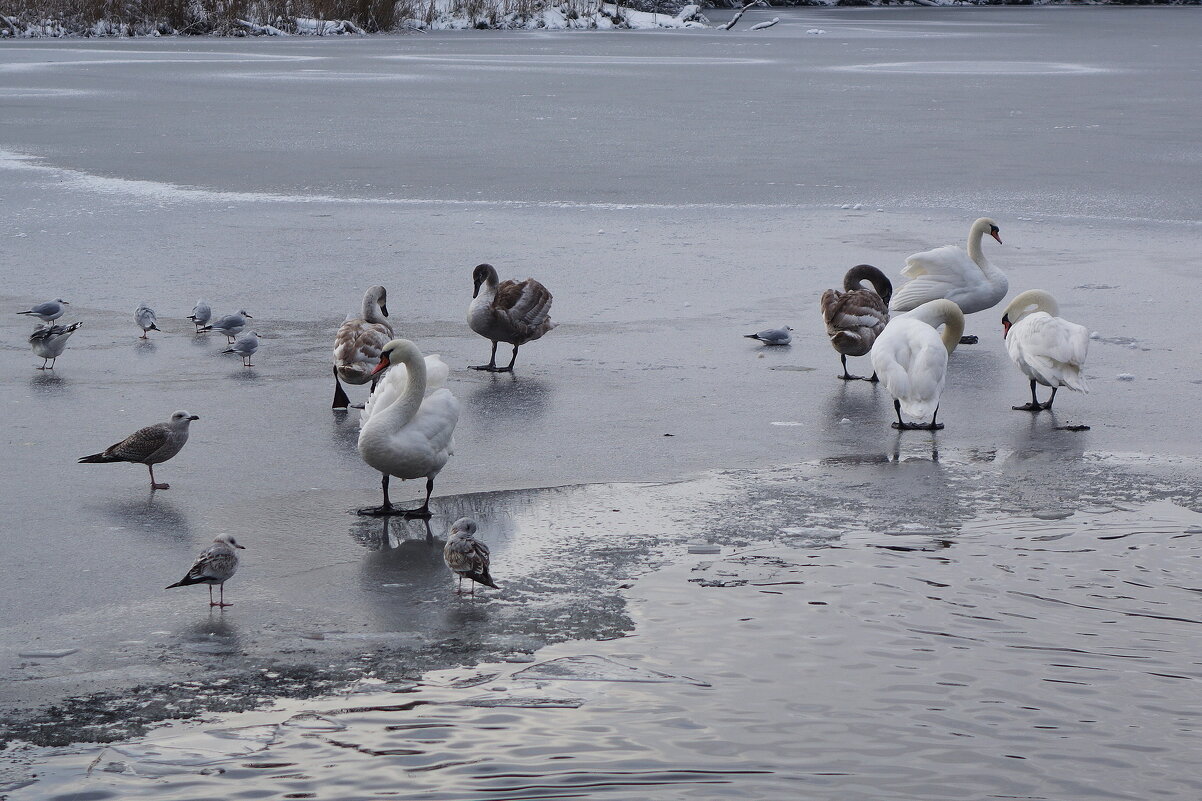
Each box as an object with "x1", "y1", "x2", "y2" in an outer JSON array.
[
  {"x1": 820, "y1": 264, "x2": 892, "y2": 382},
  {"x1": 78, "y1": 410, "x2": 199, "y2": 490},
  {"x1": 166, "y1": 534, "x2": 245, "y2": 607},
  {"x1": 443, "y1": 518, "x2": 498, "y2": 595},
  {"x1": 467, "y1": 264, "x2": 556, "y2": 372},
  {"x1": 332, "y1": 285, "x2": 393, "y2": 409}
]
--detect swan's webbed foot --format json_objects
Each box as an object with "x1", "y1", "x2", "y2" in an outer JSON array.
[
  {"x1": 1055, "y1": 424, "x2": 1091, "y2": 432},
  {"x1": 863, "y1": 372, "x2": 879, "y2": 383},
  {"x1": 892, "y1": 421, "x2": 944, "y2": 431},
  {"x1": 1012, "y1": 402, "x2": 1044, "y2": 412},
  {"x1": 838, "y1": 372, "x2": 863, "y2": 381},
  {"x1": 469, "y1": 364, "x2": 500, "y2": 372},
  {"x1": 958, "y1": 335, "x2": 978, "y2": 345},
  {"x1": 357, "y1": 504, "x2": 399, "y2": 516}
]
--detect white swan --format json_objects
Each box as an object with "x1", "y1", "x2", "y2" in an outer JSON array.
[
  {"x1": 1002, "y1": 290, "x2": 1089, "y2": 412},
  {"x1": 870, "y1": 299, "x2": 965, "y2": 430},
  {"x1": 357, "y1": 339, "x2": 459, "y2": 518},
  {"x1": 333, "y1": 285, "x2": 393, "y2": 409},
  {"x1": 468, "y1": 263, "x2": 556, "y2": 372},
  {"x1": 890, "y1": 218, "x2": 1007, "y2": 339}
]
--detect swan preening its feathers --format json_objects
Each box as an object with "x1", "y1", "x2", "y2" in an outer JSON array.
[
  {"x1": 870, "y1": 299, "x2": 964, "y2": 431},
  {"x1": 357, "y1": 339, "x2": 460, "y2": 518},
  {"x1": 333, "y1": 285, "x2": 394, "y2": 409},
  {"x1": 1003, "y1": 290, "x2": 1089, "y2": 412},
  {"x1": 890, "y1": 218, "x2": 1007, "y2": 332},
  {"x1": 468, "y1": 263, "x2": 556, "y2": 372},
  {"x1": 821, "y1": 264, "x2": 892, "y2": 381}
]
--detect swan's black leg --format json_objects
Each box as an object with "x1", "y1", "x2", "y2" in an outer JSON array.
[
  {"x1": 332, "y1": 367, "x2": 351, "y2": 409},
  {"x1": 864, "y1": 371, "x2": 879, "y2": 383},
  {"x1": 470, "y1": 341, "x2": 499, "y2": 372},
  {"x1": 1013, "y1": 379, "x2": 1043, "y2": 412},
  {"x1": 890, "y1": 398, "x2": 910, "y2": 430},
  {"x1": 1042, "y1": 387, "x2": 1058, "y2": 410},
  {"x1": 357, "y1": 474, "x2": 398, "y2": 516},
  {"x1": 837, "y1": 354, "x2": 862, "y2": 381},
  {"x1": 496, "y1": 345, "x2": 519, "y2": 373},
  {"x1": 399, "y1": 477, "x2": 435, "y2": 519},
  {"x1": 924, "y1": 405, "x2": 945, "y2": 431}
]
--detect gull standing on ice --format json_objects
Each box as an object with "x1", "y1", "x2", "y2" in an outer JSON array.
[
  {"x1": 29, "y1": 321, "x2": 83, "y2": 369},
  {"x1": 1002, "y1": 290, "x2": 1089, "y2": 412},
  {"x1": 166, "y1": 534, "x2": 245, "y2": 608},
  {"x1": 332, "y1": 285, "x2": 393, "y2": 409},
  {"x1": 744, "y1": 326, "x2": 793, "y2": 346},
  {"x1": 443, "y1": 518, "x2": 498, "y2": 595},
  {"x1": 187, "y1": 299, "x2": 212, "y2": 332},
  {"x1": 135, "y1": 303, "x2": 160, "y2": 339},
  {"x1": 78, "y1": 410, "x2": 199, "y2": 490},
  {"x1": 468, "y1": 263, "x2": 556, "y2": 372},
  {"x1": 223, "y1": 331, "x2": 259, "y2": 367},
  {"x1": 17, "y1": 299, "x2": 69, "y2": 324},
  {"x1": 203, "y1": 310, "x2": 252, "y2": 343}
]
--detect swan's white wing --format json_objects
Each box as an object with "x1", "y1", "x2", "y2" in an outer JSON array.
[
  {"x1": 410, "y1": 389, "x2": 460, "y2": 455},
  {"x1": 361, "y1": 355, "x2": 451, "y2": 428},
  {"x1": 1008, "y1": 313, "x2": 1089, "y2": 392},
  {"x1": 891, "y1": 246, "x2": 979, "y2": 312}
]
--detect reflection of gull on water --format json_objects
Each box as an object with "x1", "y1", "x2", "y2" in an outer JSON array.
[{"x1": 166, "y1": 534, "x2": 246, "y2": 608}]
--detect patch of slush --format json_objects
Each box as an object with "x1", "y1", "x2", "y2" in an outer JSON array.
[{"x1": 831, "y1": 60, "x2": 1111, "y2": 76}]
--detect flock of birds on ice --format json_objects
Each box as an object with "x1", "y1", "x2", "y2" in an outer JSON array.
[{"x1": 17, "y1": 217, "x2": 1089, "y2": 607}]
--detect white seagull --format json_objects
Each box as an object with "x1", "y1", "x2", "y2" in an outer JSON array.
[
  {"x1": 79, "y1": 410, "x2": 199, "y2": 490},
  {"x1": 135, "y1": 303, "x2": 159, "y2": 339},
  {"x1": 1002, "y1": 290, "x2": 1089, "y2": 412},
  {"x1": 870, "y1": 299, "x2": 965, "y2": 431},
  {"x1": 223, "y1": 331, "x2": 259, "y2": 367},
  {"x1": 357, "y1": 339, "x2": 459, "y2": 518},
  {"x1": 29, "y1": 321, "x2": 83, "y2": 369},
  {"x1": 744, "y1": 326, "x2": 793, "y2": 346},
  {"x1": 166, "y1": 534, "x2": 245, "y2": 608},
  {"x1": 468, "y1": 263, "x2": 556, "y2": 372},
  {"x1": 18, "y1": 299, "x2": 69, "y2": 324},
  {"x1": 444, "y1": 518, "x2": 498, "y2": 595},
  {"x1": 202, "y1": 310, "x2": 253, "y2": 343},
  {"x1": 187, "y1": 299, "x2": 212, "y2": 333},
  {"x1": 333, "y1": 285, "x2": 393, "y2": 409}
]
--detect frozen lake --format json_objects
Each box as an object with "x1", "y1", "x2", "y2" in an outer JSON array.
[{"x1": 3, "y1": 7, "x2": 1202, "y2": 798}]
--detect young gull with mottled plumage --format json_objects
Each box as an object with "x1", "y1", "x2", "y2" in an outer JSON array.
[
  {"x1": 166, "y1": 534, "x2": 245, "y2": 607},
  {"x1": 443, "y1": 518, "x2": 498, "y2": 595},
  {"x1": 78, "y1": 410, "x2": 199, "y2": 490}
]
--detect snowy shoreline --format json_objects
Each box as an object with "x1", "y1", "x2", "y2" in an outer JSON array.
[{"x1": 3, "y1": 0, "x2": 1197, "y2": 38}]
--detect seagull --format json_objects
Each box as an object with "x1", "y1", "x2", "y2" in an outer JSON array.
[
  {"x1": 744, "y1": 326, "x2": 793, "y2": 346},
  {"x1": 78, "y1": 410, "x2": 199, "y2": 490},
  {"x1": 202, "y1": 310, "x2": 252, "y2": 343},
  {"x1": 166, "y1": 534, "x2": 245, "y2": 608},
  {"x1": 223, "y1": 331, "x2": 259, "y2": 367},
  {"x1": 468, "y1": 263, "x2": 556, "y2": 372},
  {"x1": 18, "y1": 299, "x2": 69, "y2": 324},
  {"x1": 29, "y1": 321, "x2": 83, "y2": 369},
  {"x1": 135, "y1": 303, "x2": 159, "y2": 339},
  {"x1": 187, "y1": 299, "x2": 212, "y2": 333},
  {"x1": 443, "y1": 518, "x2": 498, "y2": 595}
]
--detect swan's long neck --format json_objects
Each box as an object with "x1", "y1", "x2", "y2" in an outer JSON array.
[
  {"x1": 363, "y1": 295, "x2": 387, "y2": 325},
  {"x1": 1005, "y1": 290, "x2": 1059, "y2": 324},
  {"x1": 908, "y1": 299, "x2": 965, "y2": 354},
  {"x1": 967, "y1": 223, "x2": 989, "y2": 269},
  {"x1": 844, "y1": 264, "x2": 892, "y2": 304},
  {"x1": 378, "y1": 350, "x2": 427, "y2": 428}
]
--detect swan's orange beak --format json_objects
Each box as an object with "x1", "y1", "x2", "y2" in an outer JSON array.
[
  {"x1": 1002, "y1": 319, "x2": 1012, "y2": 338},
  {"x1": 991, "y1": 230, "x2": 1003, "y2": 245},
  {"x1": 371, "y1": 354, "x2": 391, "y2": 376}
]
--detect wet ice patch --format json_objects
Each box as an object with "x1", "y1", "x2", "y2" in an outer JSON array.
[
  {"x1": 512, "y1": 655, "x2": 709, "y2": 686},
  {"x1": 379, "y1": 54, "x2": 770, "y2": 68},
  {"x1": 110, "y1": 724, "x2": 278, "y2": 766},
  {"x1": 830, "y1": 61, "x2": 1110, "y2": 76}
]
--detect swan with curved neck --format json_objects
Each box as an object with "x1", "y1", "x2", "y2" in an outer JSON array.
[
  {"x1": 870, "y1": 299, "x2": 965, "y2": 430},
  {"x1": 357, "y1": 339, "x2": 459, "y2": 518},
  {"x1": 333, "y1": 285, "x2": 393, "y2": 409},
  {"x1": 1002, "y1": 289, "x2": 1089, "y2": 412},
  {"x1": 820, "y1": 264, "x2": 893, "y2": 381},
  {"x1": 468, "y1": 263, "x2": 556, "y2": 372},
  {"x1": 889, "y1": 218, "x2": 1007, "y2": 342}
]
